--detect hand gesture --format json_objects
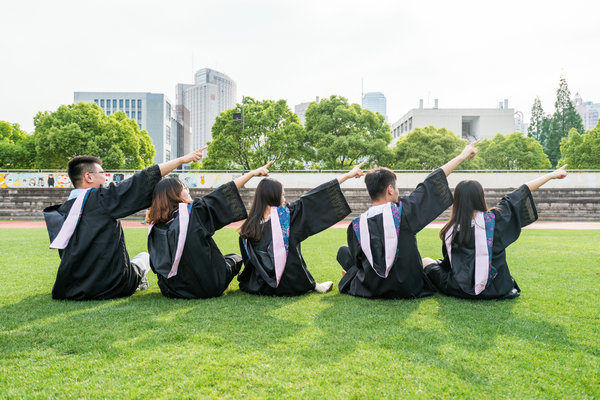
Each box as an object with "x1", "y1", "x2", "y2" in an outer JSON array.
[
  {"x1": 551, "y1": 164, "x2": 568, "y2": 180},
  {"x1": 182, "y1": 146, "x2": 207, "y2": 164},
  {"x1": 460, "y1": 140, "x2": 480, "y2": 160},
  {"x1": 348, "y1": 161, "x2": 366, "y2": 179},
  {"x1": 252, "y1": 160, "x2": 274, "y2": 177}
]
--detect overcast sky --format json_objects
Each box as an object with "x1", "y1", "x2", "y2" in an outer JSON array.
[{"x1": 2, "y1": 0, "x2": 599, "y2": 133}]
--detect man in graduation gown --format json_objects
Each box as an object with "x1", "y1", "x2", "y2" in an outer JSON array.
[
  {"x1": 44, "y1": 148, "x2": 205, "y2": 300},
  {"x1": 337, "y1": 143, "x2": 479, "y2": 299}
]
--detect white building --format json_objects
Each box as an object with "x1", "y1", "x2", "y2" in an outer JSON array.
[
  {"x1": 391, "y1": 99, "x2": 516, "y2": 145},
  {"x1": 362, "y1": 92, "x2": 387, "y2": 120},
  {"x1": 574, "y1": 93, "x2": 600, "y2": 132},
  {"x1": 73, "y1": 92, "x2": 174, "y2": 163},
  {"x1": 175, "y1": 68, "x2": 236, "y2": 151},
  {"x1": 294, "y1": 97, "x2": 320, "y2": 125}
]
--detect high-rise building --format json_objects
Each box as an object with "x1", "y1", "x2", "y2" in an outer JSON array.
[
  {"x1": 175, "y1": 68, "x2": 237, "y2": 152},
  {"x1": 294, "y1": 97, "x2": 320, "y2": 125},
  {"x1": 362, "y1": 92, "x2": 387, "y2": 120},
  {"x1": 574, "y1": 93, "x2": 600, "y2": 132},
  {"x1": 73, "y1": 92, "x2": 174, "y2": 163}
]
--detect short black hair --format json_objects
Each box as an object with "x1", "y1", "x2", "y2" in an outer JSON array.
[
  {"x1": 364, "y1": 167, "x2": 397, "y2": 201},
  {"x1": 67, "y1": 155, "x2": 102, "y2": 188}
]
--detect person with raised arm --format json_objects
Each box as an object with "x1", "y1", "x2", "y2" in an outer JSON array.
[
  {"x1": 337, "y1": 142, "x2": 479, "y2": 299},
  {"x1": 146, "y1": 162, "x2": 273, "y2": 299},
  {"x1": 238, "y1": 162, "x2": 365, "y2": 296},
  {"x1": 44, "y1": 148, "x2": 206, "y2": 300},
  {"x1": 422, "y1": 165, "x2": 568, "y2": 300}
]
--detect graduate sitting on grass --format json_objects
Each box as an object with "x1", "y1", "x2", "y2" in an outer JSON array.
[
  {"x1": 145, "y1": 161, "x2": 272, "y2": 299},
  {"x1": 337, "y1": 142, "x2": 478, "y2": 299},
  {"x1": 44, "y1": 148, "x2": 205, "y2": 300},
  {"x1": 422, "y1": 164, "x2": 568, "y2": 300},
  {"x1": 237, "y1": 162, "x2": 365, "y2": 296}
]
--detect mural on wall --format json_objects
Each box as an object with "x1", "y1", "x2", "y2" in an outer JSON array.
[{"x1": 0, "y1": 172, "x2": 235, "y2": 189}]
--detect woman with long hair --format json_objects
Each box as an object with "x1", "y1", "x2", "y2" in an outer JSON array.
[
  {"x1": 423, "y1": 165, "x2": 568, "y2": 299},
  {"x1": 238, "y1": 163, "x2": 365, "y2": 296},
  {"x1": 146, "y1": 162, "x2": 271, "y2": 299}
]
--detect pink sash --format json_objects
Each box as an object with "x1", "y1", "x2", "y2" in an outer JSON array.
[
  {"x1": 444, "y1": 211, "x2": 489, "y2": 295},
  {"x1": 270, "y1": 206, "x2": 287, "y2": 286},
  {"x1": 359, "y1": 203, "x2": 398, "y2": 278},
  {"x1": 49, "y1": 188, "x2": 91, "y2": 249},
  {"x1": 148, "y1": 202, "x2": 190, "y2": 278}
]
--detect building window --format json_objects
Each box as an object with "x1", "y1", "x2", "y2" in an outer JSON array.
[
  {"x1": 137, "y1": 111, "x2": 142, "y2": 120},
  {"x1": 166, "y1": 102, "x2": 171, "y2": 119},
  {"x1": 409, "y1": 117, "x2": 413, "y2": 131},
  {"x1": 131, "y1": 99, "x2": 136, "y2": 108},
  {"x1": 137, "y1": 99, "x2": 142, "y2": 108},
  {"x1": 166, "y1": 149, "x2": 171, "y2": 161},
  {"x1": 113, "y1": 99, "x2": 117, "y2": 108},
  {"x1": 106, "y1": 99, "x2": 111, "y2": 108},
  {"x1": 126, "y1": 111, "x2": 129, "y2": 118},
  {"x1": 119, "y1": 99, "x2": 123, "y2": 109},
  {"x1": 107, "y1": 111, "x2": 111, "y2": 116},
  {"x1": 125, "y1": 99, "x2": 130, "y2": 108},
  {"x1": 166, "y1": 126, "x2": 171, "y2": 145},
  {"x1": 94, "y1": 99, "x2": 98, "y2": 104},
  {"x1": 100, "y1": 99, "x2": 105, "y2": 107}
]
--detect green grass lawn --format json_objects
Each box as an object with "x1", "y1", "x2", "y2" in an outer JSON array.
[{"x1": 1, "y1": 228, "x2": 599, "y2": 399}]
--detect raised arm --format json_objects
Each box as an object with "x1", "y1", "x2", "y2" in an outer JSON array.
[
  {"x1": 526, "y1": 164, "x2": 568, "y2": 192},
  {"x1": 234, "y1": 160, "x2": 273, "y2": 189},
  {"x1": 338, "y1": 161, "x2": 366, "y2": 184},
  {"x1": 159, "y1": 147, "x2": 207, "y2": 176},
  {"x1": 441, "y1": 141, "x2": 479, "y2": 177}
]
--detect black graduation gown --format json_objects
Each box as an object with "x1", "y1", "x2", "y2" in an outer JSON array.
[
  {"x1": 48, "y1": 165, "x2": 162, "y2": 300},
  {"x1": 338, "y1": 168, "x2": 453, "y2": 299},
  {"x1": 425, "y1": 184, "x2": 537, "y2": 299},
  {"x1": 148, "y1": 181, "x2": 248, "y2": 299},
  {"x1": 238, "y1": 179, "x2": 351, "y2": 296}
]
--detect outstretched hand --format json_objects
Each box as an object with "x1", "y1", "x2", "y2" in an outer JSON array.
[
  {"x1": 460, "y1": 140, "x2": 480, "y2": 160},
  {"x1": 182, "y1": 146, "x2": 207, "y2": 164},
  {"x1": 348, "y1": 161, "x2": 366, "y2": 179},
  {"x1": 551, "y1": 164, "x2": 568, "y2": 179},
  {"x1": 252, "y1": 160, "x2": 274, "y2": 177}
]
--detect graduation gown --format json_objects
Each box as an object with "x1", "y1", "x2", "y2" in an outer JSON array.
[
  {"x1": 147, "y1": 181, "x2": 248, "y2": 299},
  {"x1": 46, "y1": 165, "x2": 162, "y2": 300},
  {"x1": 338, "y1": 168, "x2": 453, "y2": 299},
  {"x1": 238, "y1": 179, "x2": 351, "y2": 296},
  {"x1": 425, "y1": 184, "x2": 537, "y2": 299}
]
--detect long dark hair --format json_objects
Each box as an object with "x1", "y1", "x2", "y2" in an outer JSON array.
[
  {"x1": 239, "y1": 178, "x2": 283, "y2": 242},
  {"x1": 146, "y1": 178, "x2": 191, "y2": 225},
  {"x1": 440, "y1": 180, "x2": 489, "y2": 246}
]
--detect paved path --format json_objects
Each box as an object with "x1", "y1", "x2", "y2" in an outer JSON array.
[{"x1": 2, "y1": 220, "x2": 600, "y2": 230}]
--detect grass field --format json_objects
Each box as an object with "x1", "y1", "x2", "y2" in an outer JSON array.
[{"x1": 1, "y1": 227, "x2": 599, "y2": 399}]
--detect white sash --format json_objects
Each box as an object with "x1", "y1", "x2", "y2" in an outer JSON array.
[
  {"x1": 148, "y1": 202, "x2": 190, "y2": 279},
  {"x1": 49, "y1": 188, "x2": 92, "y2": 249},
  {"x1": 359, "y1": 203, "x2": 397, "y2": 278}
]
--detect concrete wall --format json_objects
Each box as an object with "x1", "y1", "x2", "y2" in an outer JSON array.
[{"x1": 2, "y1": 171, "x2": 599, "y2": 221}]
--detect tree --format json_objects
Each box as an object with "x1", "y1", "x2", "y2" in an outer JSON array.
[
  {"x1": 528, "y1": 97, "x2": 551, "y2": 144},
  {"x1": 545, "y1": 77, "x2": 584, "y2": 166},
  {"x1": 559, "y1": 123, "x2": 600, "y2": 168},
  {"x1": 392, "y1": 126, "x2": 483, "y2": 170},
  {"x1": 304, "y1": 95, "x2": 392, "y2": 169},
  {"x1": 32, "y1": 102, "x2": 155, "y2": 169},
  {"x1": 0, "y1": 121, "x2": 36, "y2": 168},
  {"x1": 202, "y1": 98, "x2": 311, "y2": 170},
  {"x1": 478, "y1": 132, "x2": 551, "y2": 169}
]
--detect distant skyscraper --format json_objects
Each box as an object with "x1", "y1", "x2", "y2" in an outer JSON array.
[
  {"x1": 175, "y1": 68, "x2": 237, "y2": 152},
  {"x1": 73, "y1": 91, "x2": 174, "y2": 163},
  {"x1": 294, "y1": 97, "x2": 320, "y2": 125},
  {"x1": 362, "y1": 92, "x2": 387, "y2": 120},
  {"x1": 574, "y1": 92, "x2": 600, "y2": 132}
]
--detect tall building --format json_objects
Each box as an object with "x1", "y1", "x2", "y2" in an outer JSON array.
[
  {"x1": 294, "y1": 97, "x2": 320, "y2": 125},
  {"x1": 175, "y1": 68, "x2": 237, "y2": 152},
  {"x1": 73, "y1": 92, "x2": 174, "y2": 163},
  {"x1": 574, "y1": 93, "x2": 600, "y2": 132},
  {"x1": 391, "y1": 99, "x2": 515, "y2": 145},
  {"x1": 362, "y1": 92, "x2": 387, "y2": 120}
]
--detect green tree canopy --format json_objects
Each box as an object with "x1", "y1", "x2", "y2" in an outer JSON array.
[
  {"x1": 558, "y1": 123, "x2": 600, "y2": 168},
  {"x1": 545, "y1": 77, "x2": 584, "y2": 166},
  {"x1": 304, "y1": 95, "x2": 392, "y2": 169},
  {"x1": 0, "y1": 121, "x2": 35, "y2": 168},
  {"x1": 478, "y1": 132, "x2": 551, "y2": 169},
  {"x1": 33, "y1": 102, "x2": 155, "y2": 169},
  {"x1": 528, "y1": 97, "x2": 551, "y2": 144},
  {"x1": 392, "y1": 126, "x2": 483, "y2": 170},
  {"x1": 202, "y1": 98, "x2": 311, "y2": 170}
]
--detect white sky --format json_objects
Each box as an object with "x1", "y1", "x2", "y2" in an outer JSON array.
[{"x1": 1, "y1": 0, "x2": 599, "y2": 133}]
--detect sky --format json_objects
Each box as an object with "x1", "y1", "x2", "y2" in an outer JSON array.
[{"x1": 2, "y1": 0, "x2": 599, "y2": 133}]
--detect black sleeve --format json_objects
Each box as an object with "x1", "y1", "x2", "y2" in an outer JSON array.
[
  {"x1": 492, "y1": 184, "x2": 538, "y2": 250},
  {"x1": 191, "y1": 181, "x2": 248, "y2": 235},
  {"x1": 400, "y1": 168, "x2": 453, "y2": 234},
  {"x1": 99, "y1": 164, "x2": 162, "y2": 219},
  {"x1": 288, "y1": 179, "x2": 352, "y2": 243}
]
